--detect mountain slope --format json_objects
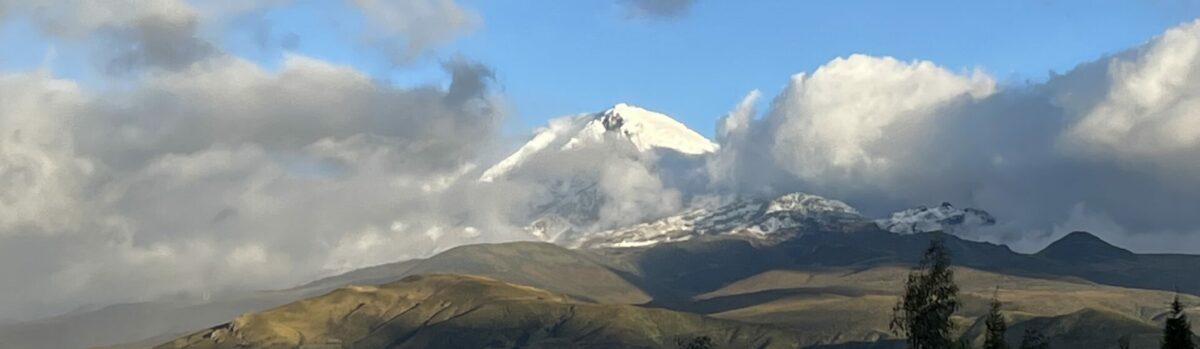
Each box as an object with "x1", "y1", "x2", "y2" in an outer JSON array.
[
  {"x1": 151, "y1": 243, "x2": 1200, "y2": 349},
  {"x1": 155, "y1": 274, "x2": 802, "y2": 349},
  {"x1": 397, "y1": 242, "x2": 650, "y2": 304},
  {"x1": 691, "y1": 265, "x2": 1196, "y2": 345},
  {"x1": 1004, "y1": 308, "x2": 1163, "y2": 349}
]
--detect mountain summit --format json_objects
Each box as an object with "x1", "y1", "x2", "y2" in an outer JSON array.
[
  {"x1": 480, "y1": 103, "x2": 717, "y2": 182},
  {"x1": 479, "y1": 103, "x2": 718, "y2": 243},
  {"x1": 1038, "y1": 231, "x2": 1135, "y2": 262}
]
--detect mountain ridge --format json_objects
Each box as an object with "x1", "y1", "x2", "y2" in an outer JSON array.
[
  {"x1": 17, "y1": 226, "x2": 1200, "y2": 349},
  {"x1": 147, "y1": 231, "x2": 1200, "y2": 349}
]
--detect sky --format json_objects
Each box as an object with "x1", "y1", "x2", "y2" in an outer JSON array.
[
  {"x1": 6, "y1": 1, "x2": 1200, "y2": 134},
  {"x1": 5, "y1": 0, "x2": 1200, "y2": 324}
]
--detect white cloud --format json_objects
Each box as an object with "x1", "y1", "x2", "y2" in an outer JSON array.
[
  {"x1": 767, "y1": 55, "x2": 995, "y2": 187},
  {"x1": 1063, "y1": 20, "x2": 1200, "y2": 173},
  {"x1": 707, "y1": 90, "x2": 760, "y2": 192},
  {"x1": 0, "y1": 53, "x2": 507, "y2": 320},
  {"x1": 0, "y1": 0, "x2": 499, "y2": 324},
  {"x1": 3, "y1": 0, "x2": 481, "y2": 73},
  {"x1": 709, "y1": 20, "x2": 1200, "y2": 253},
  {"x1": 0, "y1": 73, "x2": 98, "y2": 235},
  {"x1": 351, "y1": 0, "x2": 480, "y2": 63},
  {"x1": 9, "y1": 0, "x2": 217, "y2": 73}
]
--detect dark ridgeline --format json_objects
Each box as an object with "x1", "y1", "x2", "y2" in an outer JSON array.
[
  {"x1": 891, "y1": 233, "x2": 961, "y2": 349},
  {"x1": 1162, "y1": 295, "x2": 1195, "y2": 349}
]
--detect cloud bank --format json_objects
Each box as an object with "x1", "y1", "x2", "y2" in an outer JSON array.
[
  {"x1": 710, "y1": 20, "x2": 1200, "y2": 252},
  {"x1": 0, "y1": 0, "x2": 503, "y2": 321},
  {"x1": 0, "y1": 53, "x2": 517, "y2": 321}
]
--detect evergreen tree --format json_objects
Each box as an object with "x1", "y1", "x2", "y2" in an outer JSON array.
[
  {"x1": 677, "y1": 336, "x2": 714, "y2": 349},
  {"x1": 891, "y1": 234, "x2": 961, "y2": 349},
  {"x1": 1162, "y1": 295, "x2": 1195, "y2": 349},
  {"x1": 1018, "y1": 328, "x2": 1049, "y2": 349},
  {"x1": 1119, "y1": 334, "x2": 1132, "y2": 349},
  {"x1": 984, "y1": 287, "x2": 1009, "y2": 349}
]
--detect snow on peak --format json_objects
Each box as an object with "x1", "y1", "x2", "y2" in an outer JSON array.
[
  {"x1": 570, "y1": 192, "x2": 867, "y2": 249},
  {"x1": 875, "y1": 202, "x2": 996, "y2": 235},
  {"x1": 567, "y1": 103, "x2": 718, "y2": 155},
  {"x1": 481, "y1": 103, "x2": 716, "y2": 182},
  {"x1": 765, "y1": 193, "x2": 860, "y2": 216}
]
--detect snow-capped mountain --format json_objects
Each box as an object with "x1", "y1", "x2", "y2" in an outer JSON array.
[
  {"x1": 480, "y1": 103, "x2": 717, "y2": 182},
  {"x1": 571, "y1": 193, "x2": 868, "y2": 249},
  {"x1": 482, "y1": 103, "x2": 718, "y2": 243},
  {"x1": 875, "y1": 202, "x2": 996, "y2": 234},
  {"x1": 482, "y1": 104, "x2": 997, "y2": 249}
]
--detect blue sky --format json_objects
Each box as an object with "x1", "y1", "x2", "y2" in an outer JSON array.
[{"x1": 4, "y1": 1, "x2": 1200, "y2": 137}]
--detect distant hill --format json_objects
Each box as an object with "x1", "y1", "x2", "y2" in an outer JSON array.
[
  {"x1": 155, "y1": 274, "x2": 802, "y2": 349},
  {"x1": 1038, "y1": 231, "x2": 1137, "y2": 262}
]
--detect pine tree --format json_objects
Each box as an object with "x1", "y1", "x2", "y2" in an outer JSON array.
[
  {"x1": 891, "y1": 234, "x2": 961, "y2": 349},
  {"x1": 984, "y1": 287, "x2": 1009, "y2": 349},
  {"x1": 1162, "y1": 295, "x2": 1195, "y2": 349},
  {"x1": 677, "y1": 336, "x2": 714, "y2": 349},
  {"x1": 1119, "y1": 334, "x2": 1132, "y2": 349},
  {"x1": 1019, "y1": 328, "x2": 1049, "y2": 349}
]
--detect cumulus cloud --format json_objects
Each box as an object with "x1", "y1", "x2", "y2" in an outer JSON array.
[
  {"x1": 4, "y1": 0, "x2": 218, "y2": 74},
  {"x1": 766, "y1": 55, "x2": 994, "y2": 184},
  {"x1": 1062, "y1": 20, "x2": 1200, "y2": 174},
  {"x1": 620, "y1": 0, "x2": 698, "y2": 18},
  {"x1": 4, "y1": 0, "x2": 481, "y2": 73},
  {"x1": 0, "y1": 73, "x2": 100, "y2": 236},
  {"x1": 351, "y1": 0, "x2": 480, "y2": 64},
  {"x1": 0, "y1": 54, "x2": 513, "y2": 320},
  {"x1": 712, "y1": 55, "x2": 996, "y2": 198},
  {"x1": 0, "y1": 0, "x2": 503, "y2": 324},
  {"x1": 710, "y1": 20, "x2": 1200, "y2": 253}
]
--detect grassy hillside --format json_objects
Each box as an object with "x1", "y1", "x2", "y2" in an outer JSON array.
[
  {"x1": 152, "y1": 261, "x2": 1200, "y2": 349},
  {"x1": 680, "y1": 266, "x2": 1199, "y2": 347},
  {"x1": 156, "y1": 274, "x2": 803, "y2": 349},
  {"x1": 401, "y1": 242, "x2": 650, "y2": 304}
]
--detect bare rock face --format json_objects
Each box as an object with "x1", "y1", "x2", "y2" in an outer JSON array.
[{"x1": 600, "y1": 108, "x2": 625, "y2": 131}]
